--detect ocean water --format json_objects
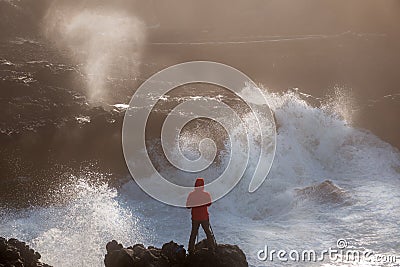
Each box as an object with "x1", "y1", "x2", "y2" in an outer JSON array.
[
  {"x1": 1, "y1": 91, "x2": 399, "y2": 266},
  {"x1": 1, "y1": 2, "x2": 400, "y2": 265}
]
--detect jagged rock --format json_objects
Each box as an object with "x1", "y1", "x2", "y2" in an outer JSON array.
[
  {"x1": 0, "y1": 237, "x2": 52, "y2": 267},
  {"x1": 104, "y1": 239, "x2": 247, "y2": 267},
  {"x1": 186, "y1": 239, "x2": 248, "y2": 267},
  {"x1": 295, "y1": 180, "x2": 350, "y2": 204},
  {"x1": 161, "y1": 241, "x2": 186, "y2": 265}
]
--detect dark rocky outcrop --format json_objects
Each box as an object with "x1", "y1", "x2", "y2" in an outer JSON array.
[
  {"x1": 186, "y1": 239, "x2": 248, "y2": 267},
  {"x1": 295, "y1": 180, "x2": 351, "y2": 204},
  {"x1": 104, "y1": 239, "x2": 248, "y2": 267},
  {"x1": 0, "y1": 237, "x2": 52, "y2": 267}
]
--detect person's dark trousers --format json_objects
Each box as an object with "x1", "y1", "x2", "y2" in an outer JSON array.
[{"x1": 188, "y1": 220, "x2": 215, "y2": 253}]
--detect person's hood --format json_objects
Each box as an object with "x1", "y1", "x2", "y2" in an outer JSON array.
[{"x1": 194, "y1": 178, "x2": 204, "y2": 191}]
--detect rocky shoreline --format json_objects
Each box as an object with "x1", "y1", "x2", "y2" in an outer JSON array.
[
  {"x1": 105, "y1": 239, "x2": 248, "y2": 267},
  {"x1": 0, "y1": 237, "x2": 248, "y2": 267},
  {"x1": 0, "y1": 237, "x2": 51, "y2": 267}
]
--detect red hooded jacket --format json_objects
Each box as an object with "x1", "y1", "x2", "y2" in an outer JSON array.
[{"x1": 186, "y1": 178, "x2": 212, "y2": 221}]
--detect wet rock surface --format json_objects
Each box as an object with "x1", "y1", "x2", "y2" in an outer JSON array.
[
  {"x1": 295, "y1": 180, "x2": 351, "y2": 204},
  {"x1": 0, "y1": 237, "x2": 52, "y2": 267},
  {"x1": 104, "y1": 239, "x2": 248, "y2": 267}
]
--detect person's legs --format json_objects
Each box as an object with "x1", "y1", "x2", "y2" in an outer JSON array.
[
  {"x1": 200, "y1": 220, "x2": 216, "y2": 250},
  {"x1": 188, "y1": 220, "x2": 200, "y2": 253}
]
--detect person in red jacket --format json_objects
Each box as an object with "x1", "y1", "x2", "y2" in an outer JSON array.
[{"x1": 186, "y1": 177, "x2": 216, "y2": 254}]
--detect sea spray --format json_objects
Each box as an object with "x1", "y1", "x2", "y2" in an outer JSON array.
[{"x1": 42, "y1": 2, "x2": 146, "y2": 102}]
